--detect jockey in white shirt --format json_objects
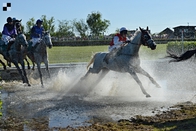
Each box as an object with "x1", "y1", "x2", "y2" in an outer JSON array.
[{"x1": 104, "y1": 27, "x2": 131, "y2": 64}]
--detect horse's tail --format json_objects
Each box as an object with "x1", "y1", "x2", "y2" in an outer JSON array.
[
  {"x1": 87, "y1": 53, "x2": 96, "y2": 69},
  {"x1": 167, "y1": 49, "x2": 196, "y2": 62}
]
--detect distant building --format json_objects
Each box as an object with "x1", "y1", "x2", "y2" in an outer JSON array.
[
  {"x1": 173, "y1": 26, "x2": 196, "y2": 38},
  {"x1": 158, "y1": 27, "x2": 174, "y2": 38}
]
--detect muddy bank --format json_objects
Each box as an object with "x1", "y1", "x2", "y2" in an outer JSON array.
[{"x1": 0, "y1": 99, "x2": 196, "y2": 130}]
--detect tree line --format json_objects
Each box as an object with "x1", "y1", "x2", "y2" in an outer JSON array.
[{"x1": 0, "y1": 11, "x2": 111, "y2": 40}]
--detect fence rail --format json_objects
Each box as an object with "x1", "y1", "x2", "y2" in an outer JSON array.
[{"x1": 52, "y1": 38, "x2": 196, "y2": 46}]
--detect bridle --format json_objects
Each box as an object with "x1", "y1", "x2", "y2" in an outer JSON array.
[{"x1": 140, "y1": 30, "x2": 156, "y2": 49}]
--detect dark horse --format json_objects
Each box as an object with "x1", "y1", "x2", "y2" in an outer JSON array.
[
  {"x1": 0, "y1": 33, "x2": 31, "y2": 86},
  {"x1": 0, "y1": 19, "x2": 31, "y2": 70},
  {"x1": 167, "y1": 49, "x2": 196, "y2": 63}
]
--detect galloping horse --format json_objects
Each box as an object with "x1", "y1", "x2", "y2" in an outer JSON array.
[
  {"x1": 26, "y1": 31, "x2": 52, "y2": 87},
  {"x1": 0, "y1": 19, "x2": 24, "y2": 70},
  {"x1": 0, "y1": 33, "x2": 31, "y2": 86},
  {"x1": 81, "y1": 27, "x2": 161, "y2": 97}
]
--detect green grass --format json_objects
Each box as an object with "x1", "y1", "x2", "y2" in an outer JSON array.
[
  {"x1": 48, "y1": 44, "x2": 167, "y2": 63},
  {"x1": 139, "y1": 44, "x2": 167, "y2": 60},
  {"x1": 0, "y1": 44, "x2": 168, "y2": 65},
  {"x1": 48, "y1": 45, "x2": 109, "y2": 63}
]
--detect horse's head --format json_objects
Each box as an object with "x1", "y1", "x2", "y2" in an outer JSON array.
[
  {"x1": 42, "y1": 31, "x2": 53, "y2": 49},
  {"x1": 14, "y1": 19, "x2": 22, "y2": 33},
  {"x1": 139, "y1": 27, "x2": 156, "y2": 50}
]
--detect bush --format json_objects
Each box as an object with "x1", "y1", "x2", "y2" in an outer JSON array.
[{"x1": 167, "y1": 41, "x2": 196, "y2": 55}]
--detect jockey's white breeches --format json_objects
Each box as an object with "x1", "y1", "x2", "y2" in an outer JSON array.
[
  {"x1": 31, "y1": 38, "x2": 41, "y2": 47},
  {"x1": 1, "y1": 34, "x2": 15, "y2": 45}
]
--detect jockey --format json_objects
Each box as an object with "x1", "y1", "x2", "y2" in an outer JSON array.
[
  {"x1": 104, "y1": 27, "x2": 131, "y2": 64},
  {"x1": 30, "y1": 19, "x2": 44, "y2": 50},
  {"x1": 1, "y1": 17, "x2": 18, "y2": 56}
]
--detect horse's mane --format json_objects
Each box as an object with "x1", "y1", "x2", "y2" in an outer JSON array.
[
  {"x1": 130, "y1": 30, "x2": 141, "y2": 43},
  {"x1": 131, "y1": 30, "x2": 141, "y2": 39}
]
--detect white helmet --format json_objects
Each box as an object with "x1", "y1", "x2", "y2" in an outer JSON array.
[{"x1": 120, "y1": 27, "x2": 127, "y2": 32}]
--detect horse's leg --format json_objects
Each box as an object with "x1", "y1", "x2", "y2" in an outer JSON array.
[
  {"x1": 0, "y1": 60, "x2": 7, "y2": 70},
  {"x1": 135, "y1": 67, "x2": 161, "y2": 88},
  {"x1": 7, "y1": 60, "x2": 11, "y2": 67},
  {"x1": 12, "y1": 61, "x2": 26, "y2": 83},
  {"x1": 44, "y1": 59, "x2": 50, "y2": 78},
  {"x1": 32, "y1": 61, "x2": 35, "y2": 70},
  {"x1": 20, "y1": 60, "x2": 31, "y2": 86},
  {"x1": 128, "y1": 69, "x2": 151, "y2": 97},
  {"x1": 89, "y1": 68, "x2": 109, "y2": 88},
  {"x1": 24, "y1": 57, "x2": 31, "y2": 69},
  {"x1": 37, "y1": 63, "x2": 43, "y2": 87},
  {"x1": 27, "y1": 52, "x2": 35, "y2": 70},
  {"x1": 81, "y1": 66, "x2": 102, "y2": 80}
]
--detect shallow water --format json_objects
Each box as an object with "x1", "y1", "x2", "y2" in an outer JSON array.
[{"x1": 1, "y1": 60, "x2": 196, "y2": 129}]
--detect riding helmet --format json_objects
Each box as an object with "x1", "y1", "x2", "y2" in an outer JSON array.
[
  {"x1": 120, "y1": 27, "x2": 128, "y2": 34},
  {"x1": 36, "y1": 19, "x2": 43, "y2": 24},
  {"x1": 7, "y1": 17, "x2": 13, "y2": 23}
]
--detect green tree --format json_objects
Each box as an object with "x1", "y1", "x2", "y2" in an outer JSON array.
[
  {"x1": 115, "y1": 28, "x2": 120, "y2": 33},
  {"x1": 56, "y1": 20, "x2": 75, "y2": 40},
  {"x1": 26, "y1": 18, "x2": 35, "y2": 38},
  {"x1": 86, "y1": 11, "x2": 110, "y2": 36},
  {"x1": 41, "y1": 15, "x2": 55, "y2": 35},
  {"x1": 73, "y1": 19, "x2": 88, "y2": 38}
]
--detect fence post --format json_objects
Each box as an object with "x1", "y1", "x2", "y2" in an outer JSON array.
[{"x1": 181, "y1": 30, "x2": 184, "y2": 53}]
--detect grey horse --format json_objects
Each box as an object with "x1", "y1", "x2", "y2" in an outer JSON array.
[
  {"x1": 26, "y1": 31, "x2": 52, "y2": 87},
  {"x1": 0, "y1": 33, "x2": 30, "y2": 86},
  {"x1": 81, "y1": 27, "x2": 161, "y2": 97}
]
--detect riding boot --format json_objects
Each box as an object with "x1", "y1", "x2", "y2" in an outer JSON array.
[{"x1": 6, "y1": 43, "x2": 11, "y2": 57}]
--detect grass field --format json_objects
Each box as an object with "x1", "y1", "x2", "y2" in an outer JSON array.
[
  {"x1": 48, "y1": 44, "x2": 167, "y2": 63},
  {"x1": 0, "y1": 44, "x2": 167, "y2": 65}
]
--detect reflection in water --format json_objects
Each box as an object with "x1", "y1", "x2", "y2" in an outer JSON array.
[{"x1": 49, "y1": 110, "x2": 91, "y2": 128}]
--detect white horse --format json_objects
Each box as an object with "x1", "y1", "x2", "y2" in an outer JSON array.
[
  {"x1": 26, "y1": 31, "x2": 52, "y2": 87},
  {"x1": 81, "y1": 27, "x2": 161, "y2": 97}
]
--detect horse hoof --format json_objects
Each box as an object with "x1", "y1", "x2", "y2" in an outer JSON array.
[{"x1": 146, "y1": 94, "x2": 151, "y2": 98}]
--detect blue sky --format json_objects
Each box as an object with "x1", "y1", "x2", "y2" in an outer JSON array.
[{"x1": 1, "y1": 0, "x2": 196, "y2": 34}]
